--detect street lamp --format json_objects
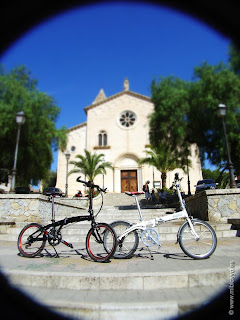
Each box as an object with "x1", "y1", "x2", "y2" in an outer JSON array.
[
  {"x1": 152, "y1": 166, "x2": 155, "y2": 188},
  {"x1": 102, "y1": 156, "x2": 105, "y2": 189},
  {"x1": 217, "y1": 103, "x2": 236, "y2": 188},
  {"x1": 187, "y1": 159, "x2": 191, "y2": 196},
  {"x1": 65, "y1": 150, "x2": 71, "y2": 197},
  {"x1": 10, "y1": 111, "x2": 26, "y2": 193}
]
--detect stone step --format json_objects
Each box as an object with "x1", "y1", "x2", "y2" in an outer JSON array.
[
  {"x1": 55, "y1": 206, "x2": 173, "y2": 218},
  {"x1": 5, "y1": 266, "x2": 231, "y2": 291},
  {"x1": 99, "y1": 193, "x2": 146, "y2": 206},
  {"x1": 1, "y1": 220, "x2": 235, "y2": 234},
  {"x1": 13, "y1": 284, "x2": 225, "y2": 320},
  {"x1": 1, "y1": 235, "x2": 240, "y2": 320},
  {"x1": 0, "y1": 221, "x2": 237, "y2": 242}
]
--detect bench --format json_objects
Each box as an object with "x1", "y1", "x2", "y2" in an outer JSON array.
[{"x1": 227, "y1": 219, "x2": 240, "y2": 230}]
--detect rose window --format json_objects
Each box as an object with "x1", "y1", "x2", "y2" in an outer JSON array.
[{"x1": 119, "y1": 111, "x2": 136, "y2": 128}]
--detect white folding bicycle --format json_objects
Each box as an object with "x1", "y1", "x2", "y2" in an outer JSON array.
[{"x1": 108, "y1": 173, "x2": 217, "y2": 260}]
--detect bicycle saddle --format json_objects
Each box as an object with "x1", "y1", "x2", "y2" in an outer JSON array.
[{"x1": 125, "y1": 191, "x2": 144, "y2": 196}]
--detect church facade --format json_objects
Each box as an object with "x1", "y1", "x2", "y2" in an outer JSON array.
[{"x1": 56, "y1": 79, "x2": 202, "y2": 196}]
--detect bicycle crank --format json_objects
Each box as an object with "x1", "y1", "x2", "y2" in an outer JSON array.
[
  {"x1": 141, "y1": 228, "x2": 161, "y2": 248},
  {"x1": 47, "y1": 228, "x2": 62, "y2": 246}
]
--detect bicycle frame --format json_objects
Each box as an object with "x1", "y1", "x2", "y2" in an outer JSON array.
[
  {"x1": 18, "y1": 177, "x2": 117, "y2": 262},
  {"x1": 118, "y1": 178, "x2": 200, "y2": 243},
  {"x1": 24, "y1": 192, "x2": 94, "y2": 250}
]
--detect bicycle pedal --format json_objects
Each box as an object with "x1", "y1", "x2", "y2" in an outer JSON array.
[{"x1": 68, "y1": 243, "x2": 73, "y2": 248}]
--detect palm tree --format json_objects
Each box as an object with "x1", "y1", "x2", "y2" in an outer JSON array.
[
  {"x1": 139, "y1": 145, "x2": 188, "y2": 188},
  {"x1": 68, "y1": 149, "x2": 113, "y2": 182}
]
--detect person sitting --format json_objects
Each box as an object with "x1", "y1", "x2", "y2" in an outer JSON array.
[{"x1": 159, "y1": 189, "x2": 167, "y2": 205}]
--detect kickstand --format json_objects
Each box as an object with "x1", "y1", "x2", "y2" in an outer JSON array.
[
  {"x1": 146, "y1": 246, "x2": 154, "y2": 260},
  {"x1": 44, "y1": 246, "x2": 59, "y2": 258},
  {"x1": 52, "y1": 246, "x2": 60, "y2": 258},
  {"x1": 139, "y1": 246, "x2": 154, "y2": 260}
]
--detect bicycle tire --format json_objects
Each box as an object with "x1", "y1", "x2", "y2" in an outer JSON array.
[
  {"x1": 86, "y1": 222, "x2": 117, "y2": 262},
  {"x1": 179, "y1": 219, "x2": 217, "y2": 259},
  {"x1": 17, "y1": 223, "x2": 46, "y2": 258},
  {"x1": 110, "y1": 220, "x2": 139, "y2": 259}
]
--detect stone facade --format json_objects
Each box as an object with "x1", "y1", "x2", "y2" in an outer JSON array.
[
  {"x1": 56, "y1": 79, "x2": 202, "y2": 196},
  {"x1": 186, "y1": 189, "x2": 240, "y2": 222}
]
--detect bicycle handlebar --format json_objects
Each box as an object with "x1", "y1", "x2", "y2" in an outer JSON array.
[
  {"x1": 174, "y1": 172, "x2": 183, "y2": 182},
  {"x1": 76, "y1": 176, "x2": 107, "y2": 193},
  {"x1": 169, "y1": 173, "x2": 183, "y2": 189}
]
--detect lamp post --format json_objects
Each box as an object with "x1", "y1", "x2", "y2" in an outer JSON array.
[
  {"x1": 218, "y1": 104, "x2": 236, "y2": 188},
  {"x1": 102, "y1": 156, "x2": 105, "y2": 189},
  {"x1": 10, "y1": 111, "x2": 26, "y2": 193},
  {"x1": 65, "y1": 150, "x2": 71, "y2": 197},
  {"x1": 152, "y1": 166, "x2": 155, "y2": 188},
  {"x1": 187, "y1": 160, "x2": 191, "y2": 196}
]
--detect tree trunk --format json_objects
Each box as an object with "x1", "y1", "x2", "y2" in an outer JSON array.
[{"x1": 161, "y1": 172, "x2": 167, "y2": 189}]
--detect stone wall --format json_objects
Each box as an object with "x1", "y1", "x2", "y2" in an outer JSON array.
[
  {"x1": 0, "y1": 194, "x2": 88, "y2": 224},
  {"x1": 186, "y1": 189, "x2": 240, "y2": 222}
]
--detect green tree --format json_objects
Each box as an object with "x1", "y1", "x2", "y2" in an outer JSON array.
[
  {"x1": 188, "y1": 62, "x2": 240, "y2": 174},
  {"x1": 202, "y1": 168, "x2": 229, "y2": 188},
  {"x1": 149, "y1": 62, "x2": 240, "y2": 176},
  {"x1": 68, "y1": 149, "x2": 113, "y2": 182},
  {"x1": 229, "y1": 42, "x2": 240, "y2": 75},
  {"x1": 150, "y1": 76, "x2": 191, "y2": 153},
  {"x1": 41, "y1": 171, "x2": 57, "y2": 190},
  {"x1": 0, "y1": 65, "x2": 67, "y2": 186},
  {"x1": 139, "y1": 145, "x2": 187, "y2": 188}
]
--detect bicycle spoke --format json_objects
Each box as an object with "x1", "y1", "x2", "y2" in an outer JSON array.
[
  {"x1": 18, "y1": 223, "x2": 46, "y2": 257},
  {"x1": 179, "y1": 220, "x2": 217, "y2": 259},
  {"x1": 86, "y1": 223, "x2": 116, "y2": 262},
  {"x1": 110, "y1": 221, "x2": 139, "y2": 259}
]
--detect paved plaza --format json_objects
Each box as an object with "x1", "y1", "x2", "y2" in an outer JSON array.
[{"x1": 0, "y1": 234, "x2": 239, "y2": 320}]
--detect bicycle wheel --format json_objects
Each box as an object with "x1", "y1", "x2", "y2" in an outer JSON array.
[
  {"x1": 17, "y1": 223, "x2": 46, "y2": 258},
  {"x1": 86, "y1": 223, "x2": 117, "y2": 262},
  {"x1": 110, "y1": 220, "x2": 139, "y2": 259},
  {"x1": 179, "y1": 219, "x2": 217, "y2": 259}
]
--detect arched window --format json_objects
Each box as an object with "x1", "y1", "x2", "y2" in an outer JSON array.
[
  {"x1": 98, "y1": 131, "x2": 107, "y2": 146},
  {"x1": 98, "y1": 133, "x2": 102, "y2": 146}
]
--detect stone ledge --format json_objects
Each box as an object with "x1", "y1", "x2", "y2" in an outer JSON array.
[
  {"x1": 206, "y1": 189, "x2": 240, "y2": 195},
  {"x1": 186, "y1": 189, "x2": 240, "y2": 222},
  {"x1": 228, "y1": 218, "x2": 240, "y2": 224},
  {"x1": 0, "y1": 195, "x2": 89, "y2": 224},
  {"x1": 0, "y1": 194, "x2": 43, "y2": 199}
]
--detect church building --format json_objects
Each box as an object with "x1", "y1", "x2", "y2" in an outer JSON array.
[{"x1": 56, "y1": 79, "x2": 202, "y2": 196}]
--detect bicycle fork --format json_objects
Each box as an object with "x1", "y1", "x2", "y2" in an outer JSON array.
[
  {"x1": 176, "y1": 217, "x2": 200, "y2": 244},
  {"x1": 91, "y1": 225, "x2": 104, "y2": 244}
]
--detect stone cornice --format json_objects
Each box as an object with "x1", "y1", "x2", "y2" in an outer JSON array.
[
  {"x1": 93, "y1": 146, "x2": 111, "y2": 150},
  {"x1": 68, "y1": 122, "x2": 87, "y2": 132},
  {"x1": 84, "y1": 90, "x2": 151, "y2": 114}
]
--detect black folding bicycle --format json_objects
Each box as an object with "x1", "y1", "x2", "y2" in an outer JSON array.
[{"x1": 17, "y1": 177, "x2": 117, "y2": 262}]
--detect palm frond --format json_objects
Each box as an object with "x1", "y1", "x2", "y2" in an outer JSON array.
[{"x1": 68, "y1": 149, "x2": 113, "y2": 182}]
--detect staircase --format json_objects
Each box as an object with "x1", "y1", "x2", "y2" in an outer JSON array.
[
  {"x1": 0, "y1": 193, "x2": 239, "y2": 320},
  {"x1": 0, "y1": 199, "x2": 238, "y2": 242}
]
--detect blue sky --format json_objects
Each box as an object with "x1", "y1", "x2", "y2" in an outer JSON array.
[{"x1": 1, "y1": 2, "x2": 230, "y2": 171}]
